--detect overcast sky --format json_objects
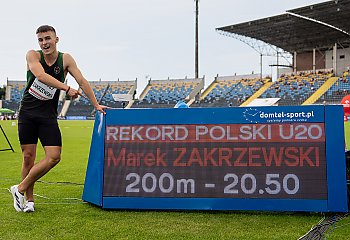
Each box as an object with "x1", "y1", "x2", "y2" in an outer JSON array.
[{"x1": 0, "y1": 0, "x2": 324, "y2": 92}]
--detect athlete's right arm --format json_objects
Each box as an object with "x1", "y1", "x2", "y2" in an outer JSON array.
[{"x1": 26, "y1": 50, "x2": 69, "y2": 91}]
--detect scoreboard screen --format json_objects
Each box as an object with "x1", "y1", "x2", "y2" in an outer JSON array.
[{"x1": 83, "y1": 105, "x2": 348, "y2": 212}]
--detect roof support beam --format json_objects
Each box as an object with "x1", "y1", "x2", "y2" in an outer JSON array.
[
  {"x1": 286, "y1": 11, "x2": 350, "y2": 37},
  {"x1": 313, "y1": 49, "x2": 316, "y2": 73},
  {"x1": 333, "y1": 43, "x2": 337, "y2": 76},
  {"x1": 216, "y1": 30, "x2": 291, "y2": 58},
  {"x1": 294, "y1": 52, "x2": 297, "y2": 74}
]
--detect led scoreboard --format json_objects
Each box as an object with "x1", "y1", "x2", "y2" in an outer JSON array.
[{"x1": 82, "y1": 105, "x2": 349, "y2": 212}]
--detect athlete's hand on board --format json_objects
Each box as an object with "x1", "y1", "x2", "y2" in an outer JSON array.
[{"x1": 95, "y1": 104, "x2": 108, "y2": 114}]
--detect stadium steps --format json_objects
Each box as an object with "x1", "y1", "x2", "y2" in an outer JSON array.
[
  {"x1": 126, "y1": 100, "x2": 134, "y2": 108},
  {"x1": 186, "y1": 78, "x2": 205, "y2": 101},
  {"x1": 240, "y1": 81, "x2": 274, "y2": 107},
  {"x1": 200, "y1": 80, "x2": 218, "y2": 100},
  {"x1": 139, "y1": 84, "x2": 152, "y2": 100},
  {"x1": 59, "y1": 89, "x2": 66, "y2": 102},
  {"x1": 187, "y1": 98, "x2": 195, "y2": 105},
  {"x1": 302, "y1": 77, "x2": 338, "y2": 105},
  {"x1": 59, "y1": 100, "x2": 71, "y2": 117}
]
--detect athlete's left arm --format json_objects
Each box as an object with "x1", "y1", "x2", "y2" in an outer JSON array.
[{"x1": 64, "y1": 53, "x2": 107, "y2": 114}]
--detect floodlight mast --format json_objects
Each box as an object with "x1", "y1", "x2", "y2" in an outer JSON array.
[{"x1": 195, "y1": 0, "x2": 199, "y2": 79}]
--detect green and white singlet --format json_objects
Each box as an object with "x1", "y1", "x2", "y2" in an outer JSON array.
[{"x1": 19, "y1": 50, "x2": 65, "y2": 118}]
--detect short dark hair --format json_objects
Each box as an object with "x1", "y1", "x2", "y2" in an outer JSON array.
[{"x1": 36, "y1": 25, "x2": 56, "y2": 34}]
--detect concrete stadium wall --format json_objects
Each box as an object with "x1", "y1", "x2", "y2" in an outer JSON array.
[
  {"x1": 325, "y1": 48, "x2": 350, "y2": 75},
  {"x1": 296, "y1": 51, "x2": 325, "y2": 71}
]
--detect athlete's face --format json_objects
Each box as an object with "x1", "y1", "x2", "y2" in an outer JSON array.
[{"x1": 37, "y1": 31, "x2": 58, "y2": 55}]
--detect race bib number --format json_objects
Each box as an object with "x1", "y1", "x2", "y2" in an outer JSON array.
[{"x1": 29, "y1": 78, "x2": 57, "y2": 100}]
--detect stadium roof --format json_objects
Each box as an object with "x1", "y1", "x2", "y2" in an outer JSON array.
[{"x1": 216, "y1": 0, "x2": 350, "y2": 54}]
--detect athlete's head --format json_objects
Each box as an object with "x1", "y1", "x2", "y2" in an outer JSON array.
[
  {"x1": 36, "y1": 25, "x2": 59, "y2": 55},
  {"x1": 36, "y1": 25, "x2": 56, "y2": 34}
]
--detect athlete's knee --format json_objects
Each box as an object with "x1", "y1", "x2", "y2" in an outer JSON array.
[
  {"x1": 44, "y1": 146, "x2": 62, "y2": 167},
  {"x1": 22, "y1": 152, "x2": 35, "y2": 166},
  {"x1": 46, "y1": 155, "x2": 61, "y2": 166}
]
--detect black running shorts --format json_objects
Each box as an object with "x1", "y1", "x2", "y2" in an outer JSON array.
[{"x1": 18, "y1": 113, "x2": 62, "y2": 146}]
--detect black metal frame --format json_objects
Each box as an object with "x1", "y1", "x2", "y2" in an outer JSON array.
[{"x1": 0, "y1": 124, "x2": 14, "y2": 152}]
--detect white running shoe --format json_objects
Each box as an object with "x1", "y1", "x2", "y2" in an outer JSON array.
[
  {"x1": 23, "y1": 201, "x2": 35, "y2": 213},
  {"x1": 10, "y1": 185, "x2": 24, "y2": 212}
]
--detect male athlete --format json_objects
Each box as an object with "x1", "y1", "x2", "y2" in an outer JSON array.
[{"x1": 10, "y1": 25, "x2": 107, "y2": 212}]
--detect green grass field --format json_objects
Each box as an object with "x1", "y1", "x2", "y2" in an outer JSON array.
[{"x1": 0, "y1": 120, "x2": 349, "y2": 240}]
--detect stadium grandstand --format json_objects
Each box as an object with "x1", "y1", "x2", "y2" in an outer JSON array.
[
  {"x1": 315, "y1": 68, "x2": 350, "y2": 104},
  {"x1": 214, "y1": 0, "x2": 350, "y2": 107},
  {"x1": 64, "y1": 79, "x2": 136, "y2": 118},
  {"x1": 260, "y1": 69, "x2": 334, "y2": 106},
  {"x1": 131, "y1": 77, "x2": 204, "y2": 108},
  {"x1": 190, "y1": 74, "x2": 272, "y2": 108},
  {"x1": 1, "y1": 0, "x2": 350, "y2": 115},
  {"x1": 2, "y1": 79, "x2": 26, "y2": 111}
]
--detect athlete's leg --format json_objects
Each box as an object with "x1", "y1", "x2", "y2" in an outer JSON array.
[
  {"x1": 21, "y1": 144, "x2": 37, "y2": 202},
  {"x1": 13, "y1": 113, "x2": 39, "y2": 211},
  {"x1": 16, "y1": 115, "x2": 62, "y2": 199},
  {"x1": 18, "y1": 146, "x2": 61, "y2": 193}
]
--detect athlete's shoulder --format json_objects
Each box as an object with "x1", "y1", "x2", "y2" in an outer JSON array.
[
  {"x1": 26, "y1": 50, "x2": 41, "y2": 64},
  {"x1": 26, "y1": 50, "x2": 40, "y2": 58},
  {"x1": 62, "y1": 52, "x2": 73, "y2": 60},
  {"x1": 62, "y1": 52, "x2": 77, "y2": 67}
]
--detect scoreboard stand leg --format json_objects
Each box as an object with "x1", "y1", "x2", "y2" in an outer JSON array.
[{"x1": 0, "y1": 125, "x2": 14, "y2": 152}]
